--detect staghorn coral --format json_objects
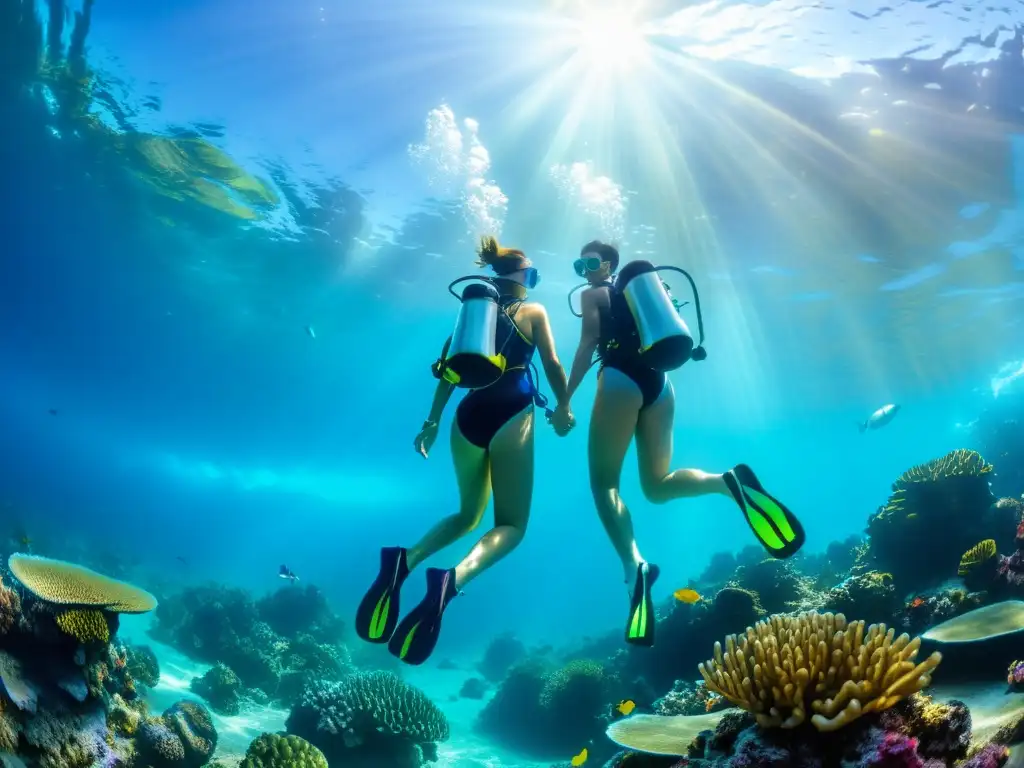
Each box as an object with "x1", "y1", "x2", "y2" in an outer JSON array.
[
  {"x1": 286, "y1": 671, "x2": 448, "y2": 766},
  {"x1": 55, "y1": 608, "x2": 111, "y2": 644},
  {"x1": 239, "y1": 733, "x2": 328, "y2": 768},
  {"x1": 8, "y1": 554, "x2": 157, "y2": 613},
  {"x1": 697, "y1": 611, "x2": 942, "y2": 731}
]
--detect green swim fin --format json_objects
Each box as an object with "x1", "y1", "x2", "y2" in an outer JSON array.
[
  {"x1": 625, "y1": 562, "x2": 659, "y2": 647},
  {"x1": 724, "y1": 464, "x2": 805, "y2": 559}
]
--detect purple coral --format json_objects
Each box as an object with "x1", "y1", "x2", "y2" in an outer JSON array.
[
  {"x1": 958, "y1": 744, "x2": 1010, "y2": 768},
  {"x1": 1008, "y1": 660, "x2": 1024, "y2": 689},
  {"x1": 861, "y1": 733, "x2": 924, "y2": 768}
]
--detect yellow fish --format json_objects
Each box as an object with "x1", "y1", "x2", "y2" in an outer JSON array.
[
  {"x1": 616, "y1": 699, "x2": 635, "y2": 716},
  {"x1": 907, "y1": 513, "x2": 919, "y2": 520},
  {"x1": 571, "y1": 747, "x2": 588, "y2": 766},
  {"x1": 673, "y1": 588, "x2": 701, "y2": 604}
]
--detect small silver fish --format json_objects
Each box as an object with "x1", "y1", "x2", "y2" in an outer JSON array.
[
  {"x1": 305, "y1": 325, "x2": 316, "y2": 339},
  {"x1": 859, "y1": 404, "x2": 901, "y2": 433}
]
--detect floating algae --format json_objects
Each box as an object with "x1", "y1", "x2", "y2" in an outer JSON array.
[
  {"x1": 923, "y1": 601, "x2": 1024, "y2": 643},
  {"x1": 605, "y1": 712, "x2": 726, "y2": 756}
]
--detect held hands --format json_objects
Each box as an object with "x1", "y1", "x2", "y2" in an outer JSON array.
[
  {"x1": 414, "y1": 421, "x2": 439, "y2": 459},
  {"x1": 548, "y1": 403, "x2": 576, "y2": 437}
]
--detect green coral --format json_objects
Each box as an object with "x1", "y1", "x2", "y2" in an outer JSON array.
[
  {"x1": 822, "y1": 571, "x2": 899, "y2": 625},
  {"x1": 240, "y1": 733, "x2": 327, "y2": 768},
  {"x1": 728, "y1": 558, "x2": 814, "y2": 614}
]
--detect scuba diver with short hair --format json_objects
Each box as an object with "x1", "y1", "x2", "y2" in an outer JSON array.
[
  {"x1": 355, "y1": 235, "x2": 575, "y2": 665},
  {"x1": 562, "y1": 240, "x2": 804, "y2": 647}
]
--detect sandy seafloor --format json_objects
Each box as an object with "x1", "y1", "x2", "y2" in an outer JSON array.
[{"x1": 118, "y1": 616, "x2": 1024, "y2": 768}]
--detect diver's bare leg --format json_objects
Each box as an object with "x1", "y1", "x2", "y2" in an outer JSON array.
[
  {"x1": 588, "y1": 367, "x2": 645, "y2": 587},
  {"x1": 454, "y1": 406, "x2": 534, "y2": 589},
  {"x1": 635, "y1": 378, "x2": 731, "y2": 503},
  {"x1": 405, "y1": 421, "x2": 491, "y2": 572}
]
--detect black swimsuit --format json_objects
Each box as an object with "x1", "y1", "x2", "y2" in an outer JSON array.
[
  {"x1": 595, "y1": 285, "x2": 666, "y2": 409},
  {"x1": 455, "y1": 302, "x2": 541, "y2": 449}
]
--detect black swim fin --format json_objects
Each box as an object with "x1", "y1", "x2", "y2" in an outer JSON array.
[
  {"x1": 355, "y1": 546, "x2": 410, "y2": 644},
  {"x1": 724, "y1": 464, "x2": 805, "y2": 559},
  {"x1": 626, "y1": 562, "x2": 660, "y2": 647},
  {"x1": 388, "y1": 567, "x2": 459, "y2": 665}
]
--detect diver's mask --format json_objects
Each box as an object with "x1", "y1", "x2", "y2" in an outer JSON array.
[
  {"x1": 502, "y1": 267, "x2": 541, "y2": 289},
  {"x1": 573, "y1": 254, "x2": 604, "y2": 278}
]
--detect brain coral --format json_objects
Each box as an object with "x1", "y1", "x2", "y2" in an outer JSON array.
[
  {"x1": 8, "y1": 554, "x2": 157, "y2": 613},
  {"x1": 240, "y1": 733, "x2": 328, "y2": 768},
  {"x1": 55, "y1": 608, "x2": 110, "y2": 644},
  {"x1": 291, "y1": 671, "x2": 449, "y2": 746},
  {"x1": 698, "y1": 611, "x2": 942, "y2": 731}
]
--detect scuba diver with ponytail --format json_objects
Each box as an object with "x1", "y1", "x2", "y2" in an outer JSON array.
[
  {"x1": 563, "y1": 240, "x2": 805, "y2": 648},
  {"x1": 355, "y1": 236, "x2": 575, "y2": 665}
]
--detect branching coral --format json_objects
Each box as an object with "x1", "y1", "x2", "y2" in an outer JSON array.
[
  {"x1": 698, "y1": 611, "x2": 942, "y2": 731},
  {"x1": 239, "y1": 733, "x2": 328, "y2": 768},
  {"x1": 55, "y1": 608, "x2": 111, "y2": 644},
  {"x1": 8, "y1": 554, "x2": 157, "y2": 613}
]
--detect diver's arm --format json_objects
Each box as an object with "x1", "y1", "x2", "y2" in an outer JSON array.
[
  {"x1": 424, "y1": 335, "x2": 456, "y2": 426},
  {"x1": 531, "y1": 306, "x2": 570, "y2": 408},
  {"x1": 566, "y1": 289, "x2": 601, "y2": 400}
]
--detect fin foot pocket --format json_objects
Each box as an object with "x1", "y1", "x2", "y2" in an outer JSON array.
[
  {"x1": 388, "y1": 567, "x2": 458, "y2": 665},
  {"x1": 355, "y1": 546, "x2": 410, "y2": 644},
  {"x1": 626, "y1": 562, "x2": 659, "y2": 647},
  {"x1": 725, "y1": 464, "x2": 805, "y2": 559}
]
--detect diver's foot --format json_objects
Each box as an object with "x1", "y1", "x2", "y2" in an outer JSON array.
[
  {"x1": 724, "y1": 464, "x2": 805, "y2": 560},
  {"x1": 388, "y1": 567, "x2": 459, "y2": 665},
  {"x1": 625, "y1": 561, "x2": 659, "y2": 647},
  {"x1": 355, "y1": 546, "x2": 410, "y2": 644}
]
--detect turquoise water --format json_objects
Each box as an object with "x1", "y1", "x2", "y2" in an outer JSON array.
[{"x1": 2, "y1": 0, "x2": 1024, "y2": 765}]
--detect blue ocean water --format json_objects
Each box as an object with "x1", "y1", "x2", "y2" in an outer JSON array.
[{"x1": 2, "y1": 0, "x2": 1024, "y2": 765}]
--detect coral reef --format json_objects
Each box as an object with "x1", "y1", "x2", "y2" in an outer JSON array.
[
  {"x1": 652, "y1": 680, "x2": 727, "y2": 717},
  {"x1": 609, "y1": 693, "x2": 974, "y2": 768},
  {"x1": 189, "y1": 663, "x2": 242, "y2": 716},
  {"x1": 124, "y1": 644, "x2": 161, "y2": 689},
  {"x1": 861, "y1": 450, "x2": 1005, "y2": 593},
  {"x1": 256, "y1": 585, "x2": 344, "y2": 644},
  {"x1": 698, "y1": 611, "x2": 942, "y2": 730},
  {"x1": 478, "y1": 632, "x2": 527, "y2": 682},
  {"x1": 286, "y1": 671, "x2": 449, "y2": 767},
  {"x1": 239, "y1": 733, "x2": 328, "y2": 768},
  {"x1": 151, "y1": 583, "x2": 350, "y2": 704},
  {"x1": 727, "y1": 558, "x2": 814, "y2": 615},
  {"x1": 822, "y1": 571, "x2": 899, "y2": 626}
]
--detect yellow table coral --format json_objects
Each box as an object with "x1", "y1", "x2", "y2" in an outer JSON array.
[
  {"x1": 698, "y1": 611, "x2": 941, "y2": 731},
  {"x1": 8, "y1": 554, "x2": 156, "y2": 613}
]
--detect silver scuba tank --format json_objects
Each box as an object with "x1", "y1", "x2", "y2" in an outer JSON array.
[
  {"x1": 617, "y1": 260, "x2": 694, "y2": 372},
  {"x1": 443, "y1": 281, "x2": 508, "y2": 388}
]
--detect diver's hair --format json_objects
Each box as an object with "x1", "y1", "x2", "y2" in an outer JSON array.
[
  {"x1": 476, "y1": 235, "x2": 531, "y2": 276},
  {"x1": 581, "y1": 240, "x2": 620, "y2": 273}
]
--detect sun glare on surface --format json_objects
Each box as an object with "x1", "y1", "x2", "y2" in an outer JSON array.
[{"x1": 572, "y1": 6, "x2": 649, "y2": 73}]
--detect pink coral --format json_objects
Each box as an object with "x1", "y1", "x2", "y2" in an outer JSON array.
[
  {"x1": 862, "y1": 733, "x2": 924, "y2": 768},
  {"x1": 0, "y1": 576, "x2": 21, "y2": 635}
]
